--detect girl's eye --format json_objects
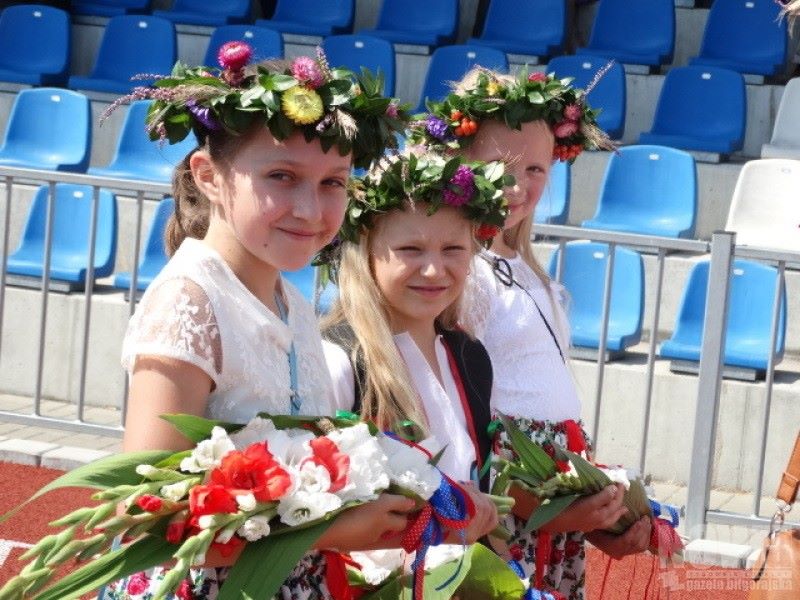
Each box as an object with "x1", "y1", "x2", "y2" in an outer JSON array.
[
  {"x1": 268, "y1": 171, "x2": 293, "y2": 182},
  {"x1": 396, "y1": 246, "x2": 421, "y2": 252},
  {"x1": 526, "y1": 165, "x2": 545, "y2": 175},
  {"x1": 322, "y1": 178, "x2": 347, "y2": 188},
  {"x1": 444, "y1": 245, "x2": 467, "y2": 252}
]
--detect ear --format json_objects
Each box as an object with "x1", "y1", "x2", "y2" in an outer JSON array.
[{"x1": 189, "y1": 150, "x2": 224, "y2": 206}]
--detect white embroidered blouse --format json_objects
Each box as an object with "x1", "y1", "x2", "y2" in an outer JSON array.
[
  {"x1": 121, "y1": 237, "x2": 334, "y2": 423},
  {"x1": 461, "y1": 251, "x2": 582, "y2": 423}
]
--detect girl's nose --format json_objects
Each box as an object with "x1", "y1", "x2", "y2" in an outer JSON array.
[
  {"x1": 420, "y1": 253, "x2": 445, "y2": 277},
  {"x1": 292, "y1": 186, "x2": 323, "y2": 221}
]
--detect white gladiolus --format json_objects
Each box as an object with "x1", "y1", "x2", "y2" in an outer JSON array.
[
  {"x1": 326, "y1": 424, "x2": 390, "y2": 502},
  {"x1": 235, "y1": 493, "x2": 257, "y2": 512},
  {"x1": 599, "y1": 466, "x2": 632, "y2": 490},
  {"x1": 295, "y1": 461, "x2": 333, "y2": 494},
  {"x1": 277, "y1": 490, "x2": 342, "y2": 526},
  {"x1": 180, "y1": 426, "x2": 236, "y2": 473},
  {"x1": 197, "y1": 515, "x2": 216, "y2": 529},
  {"x1": 237, "y1": 515, "x2": 272, "y2": 542},
  {"x1": 160, "y1": 479, "x2": 192, "y2": 502},
  {"x1": 349, "y1": 549, "x2": 405, "y2": 585},
  {"x1": 215, "y1": 525, "x2": 238, "y2": 544},
  {"x1": 380, "y1": 435, "x2": 442, "y2": 500},
  {"x1": 135, "y1": 464, "x2": 159, "y2": 478}
]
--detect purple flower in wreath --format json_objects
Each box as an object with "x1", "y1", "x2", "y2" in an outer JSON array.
[
  {"x1": 186, "y1": 100, "x2": 221, "y2": 131},
  {"x1": 443, "y1": 164, "x2": 475, "y2": 207},
  {"x1": 425, "y1": 115, "x2": 450, "y2": 141}
]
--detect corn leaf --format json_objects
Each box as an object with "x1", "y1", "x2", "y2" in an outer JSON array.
[
  {"x1": 497, "y1": 414, "x2": 556, "y2": 481},
  {"x1": 523, "y1": 494, "x2": 579, "y2": 534}
]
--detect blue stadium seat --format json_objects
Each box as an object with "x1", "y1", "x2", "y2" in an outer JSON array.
[
  {"x1": 68, "y1": 16, "x2": 176, "y2": 94},
  {"x1": 417, "y1": 45, "x2": 508, "y2": 112},
  {"x1": 546, "y1": 55, "x2": 625, "y2": 140},
  {"x1": 0, "y1": 5, "x2": 70, "y2": 87},
  {"x1": 467, "y1": 0, "x2": 566, "y2": 58},
  {"x1": 154, "y1": 0, "x2": 250, "y2": 27},
  {"x1": 690, "y1": 0, "x2": 788, "y2": 78},
  {"x1": 6, "y1": 184, "x2": 118, "y2": 284},
  {"x1": 547, "y1": 242, "x2": 644, "y2": 353},
  {"x1": 582, "y1": 145, "x2": 697, "y2": 238},
  {"x1": 89, "y1": 101, "x2": 197, "y2": 183},
  {"x1": 255, "y1": 0, "x2": 354, "y2": 37},
  {"x1": 534, "y1": 159, "x2": 570, "y2": 225},
  {"x1": 203, "y1": 25, "x2": 284, "y2": 67},
  {"x1": 72, "y1": 1, "x2": 151, "y2": 18},
  {"x1": 114, "y1": 197, "x2": 174, "y2": 292},
  {"x1": 0, "y1": 88, "x2": 91, "y2": 172},
  {"x1": 576, "y1": 0, "x2": 675, "y2": 69},
  {"x1": 660, "y1": 260, "x2": 786, "y2": 371},
  {"x1": 638, "y1": 66, "x2": 746, "y2": 155},
  {"x1": 365, "y1": 0, "x2": 458, "y2": 47},
  {"x1": 322, "y1": 34, "x2": 395, "y2": 95}
]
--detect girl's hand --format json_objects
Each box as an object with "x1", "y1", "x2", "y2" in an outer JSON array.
[
  {"x1": 444, "y1": 482, "x2": 499, "y2": 544},
  {"x1": 541, "y1": 484, "x2": 628, "y2": 534},
  {"x1": 586, "y1": 516, "x2": 652, "y2": 559},
  {"x1": 313, "y1": 493, "x2": 416, "y2": 552},
  {"x1": 508, "y1": 482, "x2": 540, "y2": 520}
]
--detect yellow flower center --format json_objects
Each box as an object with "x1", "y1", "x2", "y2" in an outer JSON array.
[{"x1": 282, "y1": 86, "x2": 324, "y2": 125}]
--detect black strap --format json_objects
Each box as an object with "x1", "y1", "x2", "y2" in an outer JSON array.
[{"x1": 481, "y1": 253, "x2": 566, "y2": 364}]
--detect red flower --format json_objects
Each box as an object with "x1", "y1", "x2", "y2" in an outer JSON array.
[
  {"x1": 555, "y1": 460, "x2": 571, "y2": 473},
  {"x1": 565, "y1": 539, "x2": 582, "y2": 558},
  {"x1": 126, "y1": 572, "x2": 149, "y2": 595},
  {"x1": 528, "y1": 72, "x2": 548, "y2": 82},
  {"x1": 135, "y1": 495, "x2": 163, "y2": 512},
  {"x1": 217, "y1": 41, "x2": 252, "y2": 71},
  {"x1": 553, "y1": 120, "x2": 579, "y2": 139},
  {"x1": 210, "y1": 443, "x2": 292, "y2": 502},
  {"x1": 176, "y1": 579, "x2": 194, "y2": 600},
  {"x1": 476, "y1": 223, "x2": 500, "y2": 241},
  {"x1": 564, "y1": 420, "x2": 587, "y2": 453},
  {"x1": 211, "y1": 535, "x2": 244, "y2": 558},
  {"x1": 166, "y1": 519, "x2": 187, "y2": 544},
  {"x1": 308, "y1": 437, "x2": 350, "y2": 493},
  {"x1": 189, "y1": 483, "x2": 238, "y2": 518}
]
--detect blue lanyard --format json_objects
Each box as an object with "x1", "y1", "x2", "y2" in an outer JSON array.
[{"x1": 275, "y1": 292, "x2": 301, "y2": 415}]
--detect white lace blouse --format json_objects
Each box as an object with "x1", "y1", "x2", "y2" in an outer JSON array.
[
  {"x1": 122, "y1": 238, "x2": 334, "y2": 423},
  {"x1": 461, "y1": 251, "x2": 582, "y2": 423}
]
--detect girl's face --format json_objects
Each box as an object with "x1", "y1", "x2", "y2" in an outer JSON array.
[
  {"x1": 465, "y1": 119, "x2": 554, "y2": 231},
  {"x1": 370, "y1": 205, "x2": 473, "y2": 333},
  {"x1": 199, "y1": 128, "x2": 351, "y2": 272}
]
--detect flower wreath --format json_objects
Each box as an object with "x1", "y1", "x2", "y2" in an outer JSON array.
[
  {"x1": 104, "y1": 42, "x2": 409, "y2": 169},
  {"x1": 315, "y1": 153, "x2": 512, "y2": 268},
  {"x1": 408, "y1": 66, "x2": 614, "y2": 162}
]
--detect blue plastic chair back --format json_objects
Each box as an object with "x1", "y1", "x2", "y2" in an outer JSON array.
[
  {"x1": 264, "y1": 0, "x2": 354, "y2": 35},
  {"x1": 89, "y1": 101, "x2": 197, "y2": 183},
  {"x1": 640, "y1": 66, "x2": 746, "y2": 154},
  {"x1": 72, "y1": 1, "x2": 151, "y2": 17},
  {"x1": 203, "y1": 25, "x2": 283, "y2": 67},
  {"x1": 0, "y1": 88, "x2": 91, "y2": 172},
  {"x1": 534, "y1": 159, "x2": 570, "y2": 225},
  {"x1": 154, "y1": 0, "x2": 250, "y2": 26},
  {"x1": 692, "y1": 0, "x2": 787, "y2": 77},
  {"x1": 322, "y1": 34, "x2": 395, "y2": 95},
  {"x1": 373, "y1": 0, "x2": 459, "y2": 46},
  {"x1": 471, "y1": 0, "x2": 565, "y2": 56},
  {"x1": 580, "y1": 0, "x2": 674, "y2": 66},
  {"x1": 418, "y1": 45, "x2": 508, "y2": 112},
  {"x1": 6, "y1": 184, "x2": 117, "y2": 283},
  {"x1": 582, "y1": 145, "x2": 697, "y2": 238},
  {"x1": 547, "y1": 241, "x2": 644, "y2": 352},
  {"x1": 74, "y1": 16, "x2": 176, "y2": 92},
  {"x1": 0, "y1": 5, "x2": 70, "y2": 86},
  {"x1": 547, "y1": 55, "x2": 625, "y2": 140},
  {"x1": 660, "y1": 259, "x2": 786, "y2": 370},
  {"x1": 114, "y1": 197, "x2": 173, "y2": 291}
]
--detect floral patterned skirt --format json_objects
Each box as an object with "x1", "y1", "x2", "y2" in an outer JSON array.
[
  {"x1": 494, "y1": 416, "x2": 594, "y2": 600},
  {"x1": 101, "y1": 550, "x2": 332, "y2": 600}
]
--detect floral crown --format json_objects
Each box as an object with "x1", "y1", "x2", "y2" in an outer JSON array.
[
  {"x1": 315, "y1": 153, "x2": 512, "y2": 267},
  {"x1": 105, "y1": 42, "x2": 409, "y2": 169},
  {"x1": 408, "y1": 66, "x2": 614, "y2": 162}
]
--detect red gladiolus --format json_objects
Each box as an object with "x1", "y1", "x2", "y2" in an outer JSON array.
[
  {"x1": 211, "y1": 535, "x2": 244, "y2": 558},
  {"x1": 135, "y1": 494, "x2": 163, "y2": 512},
  {"x1": 166, "y1": 519, "x2": 187, "y2": 544},
  {"x1": 210, "y1": 443, "x2": 292, "y2": 502},
  {"x1": 309, "y1": 437, "x2": 350, "y2": 493},
  {"x1": 189, "y1": 484, "x2": 238, "y2": 518}
]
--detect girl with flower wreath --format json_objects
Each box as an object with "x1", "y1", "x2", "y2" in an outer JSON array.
[
  {"x1": 410, "y1": 67, "x2": 653, "y2": 599},
  {"x1": 318, "y1": 151, "x2": 508, "y2": 581},
  {"x1": 101, "y1": 44, "x2": 420, "y2": 600}
]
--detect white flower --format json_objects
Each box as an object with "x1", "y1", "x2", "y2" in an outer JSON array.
[
  {"x1": 599, "y1": 466, "x2": 632, "y2": 490},
  {"x1": 180, "y1": 427, "x2": 235, "y2": 473},
  {"x1": 197, "y1": 515, "x2": 216, "y2": 530},
  {"x1": 135, "y1": 464, "x2": 159, "y2": 478},
  {"x1": 277, "y1": 490, "x2": 342, "y2": 526},
  {"x1": 350, "y1": 549, "x2": 405, "y2": 585},
  {"x1": 380, "y1": 435, "x2": 442, "y2": 500},
  {"x1": 326, "y1": 424, "x2": 390, "y2": 502},
  {"x1": 215, "y1": 525, "x2": 238, "y2": 544},
  {"x1": 236, "y1": 493, "x2": 257, "y2": 512},
  {"x1": 229, "y1": 416, "x2": 276, "y2": 449},
  {"x1": 237, "y1": 515, "x2": 272, "y2": 542},
  {"x1": 160, "y1": 479, "x2": 192, "y2": 502},
  {"x1": 295, "y1": 461, "x2": 333, "y2": 494}
]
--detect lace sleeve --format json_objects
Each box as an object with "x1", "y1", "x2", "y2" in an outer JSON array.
[
  {"x1": 121, "y1": 277, "x2": 223, "y2": 383},
  {"x1": 459, "y1": 256, "x2": 497, "y2": 339}
]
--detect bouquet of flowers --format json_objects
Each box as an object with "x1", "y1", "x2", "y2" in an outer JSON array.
[
  {"x1": 491, "y1": 415, "x2": 683, "y2": 562},
  {"x1": 0, "y1": 413, "x2": 500, "y2": 600}
]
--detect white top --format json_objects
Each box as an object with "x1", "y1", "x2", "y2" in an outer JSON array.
[
  {"x1": 122, "y1": 237, "x2": 335, "y2": 423},
  {"x1": 461, "y1": 251, "x2": 582, "y2": 422},
  {"x1": 324, "y1": 333, "x2": 476, "y2": 482}
]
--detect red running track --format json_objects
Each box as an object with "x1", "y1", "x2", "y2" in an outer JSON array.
[{"x1": 0, "y1": 461, "x2": 753, "y2": 599}]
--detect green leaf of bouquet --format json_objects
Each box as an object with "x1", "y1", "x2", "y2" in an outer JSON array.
[
  {"x1": 159, "y1": 413, "x2": 237, "y2": 443},
  {"x1": 455, "y1": 543, "x2": 526, "y2": 599},
  {"x1": 497, "y1": 414, "x2": 556, "y2": 481},
  {"x1": 32, "y1": 535, "x2": 175, "y2": 600},
  {"x1": 218, "y1": 520, "x2": 331, "y2": 600},
  {"x1": 523, "y1": 494, "x2": 579, "y2": 533},
  {"x1": 271, "y1": 74, "x2": 298, "y2": 91},
  {"x1": 0, "y1": 451, "x2": 172, "y2": 525}
]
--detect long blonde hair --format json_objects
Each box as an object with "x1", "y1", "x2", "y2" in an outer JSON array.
[{"x1": 322, "y1": 212, "x2": 466, "y2": 434}]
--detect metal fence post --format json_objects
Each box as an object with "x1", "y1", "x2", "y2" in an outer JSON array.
[{"x1": 684, "y1": 231, "x2": 736, "y2": 540}]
